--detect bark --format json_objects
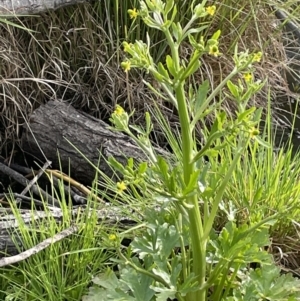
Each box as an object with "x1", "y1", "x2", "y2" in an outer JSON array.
[
  {"x1": 0, "y1": 0, "x2": 87, "y2": 15},
  {"x1": 21, "y1": 100, "x2": 165, "y2": 185}
]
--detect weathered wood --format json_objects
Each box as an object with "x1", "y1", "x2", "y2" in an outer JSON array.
[
  {"x1": 0, "y1": 0, "x2": 88, "y2": 15},
  {"x1": 0, "y1": 205, "x2": 138, "y2": 258},
  {"x1": 0, "y1": 225, "x2": 78, "y2": 267},
  {"x1": 21, "y1": 100, "x2": 162, "y2": 185},
  {"x1": 0, "y1": 161, "x2": 61, "y2": 207}
]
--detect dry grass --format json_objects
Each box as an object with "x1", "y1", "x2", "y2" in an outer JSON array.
[{"x1": 0, "y1": 1, "x2": 298, "y2": 156}]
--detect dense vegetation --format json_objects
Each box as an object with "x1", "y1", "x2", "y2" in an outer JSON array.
[{"x1": 1, "y1": 0, "x2": 300, "y2": 300}]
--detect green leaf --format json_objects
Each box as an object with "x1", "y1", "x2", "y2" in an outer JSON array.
[
  {"x1": 92, "y1": 268, "x2": 119, "y2": 290},
  {"x1": 138, "y1": 162, "x2": 148, "y2": 175},
  {"x1": 82, "y1": 286, "x2": 109, "y2": 301},
  {"x1": 156, "y1": 156, "x2": 170, "y2": 182},
  {"x1": 153, "y1": 288, "x2": 177, "y2": 301},
  {"x1": 164, "y1": 0, "x2": 174, "y2": 15},
  {"x1": 169, "y1": 5, "x2": 177, "y2": 25},
  {"x1": 212, "y1": 221, "x2": 272, "y2": 264},
  {"x1": 131, "y1": 222, "x2": 180, "y2": 260},
  {"x1": 169, "y1": 169, "x2": 177, "y2": 194},
  {"x1": 145, "y1": 111, "x2": 153, "y2": 134},
  {"x1": 237, "y1": 107, "x2": 256, "y2": 122},
  {"x1": 182, "y1": 169, "x2": 201, "y2": 195},
  {"x1": 182, "y1": 56, "x2": 200, "y2": 80},
  {"x1": 182, "y1": 25, "x2": 208, "y2": 41},
  {"x1": 108, "y1": 157, "x2": 125, "y2": 173},
  {"x1": 127, "y1": 157, "x2": 134, "y2": 170},
  {"x1": 166, "y1": 55, "x2": 177, "y2": 77},
  {"x1": 241, "y1": 86, "x2": 258, "y2": 102},
  {"x1": 0, "y1": 18, "x2": 36, "y2": 32},
  {"x1": 253, "y1": 107, "x2": 263, "y2": 122},
  {"x1": 211, "y1": 29, "x2": 221, "y2": 41},
  {"x1": 155, "y1": 288, "x2": 176, "y2": 301},
  {"x1": 171, "y1": 22, "x2": 179, "y2": 41},
  {"x1": 120, "y1": 267, "x2": 155, "y2": 301},
  {"x1": 254, "y1": 136, "x2": 271, "y2": 148},
  {"x1": 194, "y1": 80, "x2": 209, "y2": 114},
  {"x1": 192, "y1": 130, "x2": 224, "y2": 163},
  {"x1": 227, "y1": 80, "x2": 239, "y2": 98},
  {"x1": 177, "y1": 272, "x2": 200, "y2": 296},
  {"x1": 82, "y1": 268, "x2": 137, "y2": 301},
  {"x1": 157, "y1": 62, "x2": 170, "y2": 79},
  {"x1": 253, "y1": 186, "x2": 263, "y2": 203},
  {"x1": 188, "y1": 34, "x2": 198, "y2": 49},
  {"x1": 210, "y1": 111, "x2": 226, "y2": 134},
  {"x1": 244, "y1": 265, "x2": 300, "y2": 300},
  {"x1": 129, "y1": 124, "x2": 146, "y2": 135},
  {"x1": 176, "y1": 22, "x2": 183, "y2": 41}
]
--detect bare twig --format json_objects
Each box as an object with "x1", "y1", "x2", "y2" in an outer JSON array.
[
  {"x1": 0, "y1": 162, "x2": 60, "y2": 207},
  {"x1": 17, "y1": 160, "x2": 52, "y2": 202},
  {"x1": 0, "y1": 225, "x2": 78, "y2": 267},
  {"x1": 0, "y1": 193, "x2": 58, "y2": 210},
  {"x1": 45, "y1": 169, "x2": 103, "y2": 203},
  {"x1": 3, "y1": 162, "x2": 88, "y2": 204},
  {"x1": 0, "y1": 205, "x2": 139, "y2": 256}
]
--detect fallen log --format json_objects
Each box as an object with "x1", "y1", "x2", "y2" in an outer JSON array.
[
  {"x1": 0, "y1": 0, "x2": 88, "y2": 15},
  {"x1": 21, "y1": 100, "x2": 166, "y2": 185}
]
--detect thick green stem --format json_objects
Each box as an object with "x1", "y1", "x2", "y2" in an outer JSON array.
[
  {"x1": 187, "y1": 197, "x2": 207, "y2": 301},
  {"x1": 164, "y1": 28, "x2": 207, "y2": 301},
  {"x1": 176, "y1": 84, "x2": 206, "y2": 301}
]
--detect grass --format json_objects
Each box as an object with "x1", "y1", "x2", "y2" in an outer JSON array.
[
  {"x1": 0, "y1": 121, "x2": 300, "y2": 301},
  {"x1": 0, "y1": 0, "x2": 300, "y2": 299},
  {"x1": 0, "y1": 0, "x2": 298, "y2": 154},
  {"x1": 0, "y1": 185, "x2": 131, "y2": 301},
  {"x1": 1, "y1": 112, "x2": 300, "y2": 299}
]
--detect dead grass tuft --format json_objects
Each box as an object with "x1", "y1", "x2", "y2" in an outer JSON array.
[{"x1": 0, "y1": 1, "x2": 298, "y2": 156}]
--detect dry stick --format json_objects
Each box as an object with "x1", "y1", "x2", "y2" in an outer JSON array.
[
  {"x1": 8, "y1": 162, "x2": 87, "y2": 204},
  {"x1": 0, "y1": 162, "x2": 60, "y2": 207},
  {"x1": 0, "y1": 225, "x2": 78, "y2": 267},
  {"x1": 0, "y1": 193, "x2": 59, "y2": 211},
  {"x1": 17, "y1": 161, "x2": 52, "y2": 203},
  {"x1": 45, "y1": 169, "x2": 104, "y2": 203},
  {"x1": 44, "y1": 171, "x2": 87, "y2": 204},
  {"x1": 0, "y1": 205, "x2": 138, "y2": 230}
]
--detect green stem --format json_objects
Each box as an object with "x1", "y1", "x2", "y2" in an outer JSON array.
[
  {"x1": 176, "y1": 214, "x2": 188, "y2": 282},
  {"x1": 164, "y1": 27, "x2": 207, "y2": 301},
  {"x1": 203, "y1": 145, "x2": 244, "y2": 240},
  {"x1": 125, "y1": 130, "x2": 157, "y2": 164}
]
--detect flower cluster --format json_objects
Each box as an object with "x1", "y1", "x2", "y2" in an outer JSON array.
[
  {"x1": 206, "y1": 5, "x2": 216, "y2": 16},
  {"x1": 117, "y1": 181, "x2": 127, "y2": 193}
]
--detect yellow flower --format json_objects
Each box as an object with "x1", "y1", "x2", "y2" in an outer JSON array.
[
  {"x1": 208, "y1": 45, "x2": 220, "y2": 57},
  {"x1": 117, "y1": 181, "x2": 127, "y2": 193},
  {"x1": 121, "y1": 60, "x2": 131, "y2": 73},
  {"x1": 249, "y1": 127, "x2": 259, "y2": 138},
  {"x1": 128, "y1": 8, "x2": 138, "y2": 19},
  {"x1": 114, "y1": 105, "x2": 125, "y2": 116},
  {"x1": 108, "y1": 234, "x2": 117, "y2": 241},
  {"x1": 206, "y1": 5, "x2": 216, "y2": 16},
  {"x1": 252, "y1": 52, "x2": 262, "y2": 63},
  {"x1": 243, "y1": 73, "x2": 252, "y2": 82}
]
